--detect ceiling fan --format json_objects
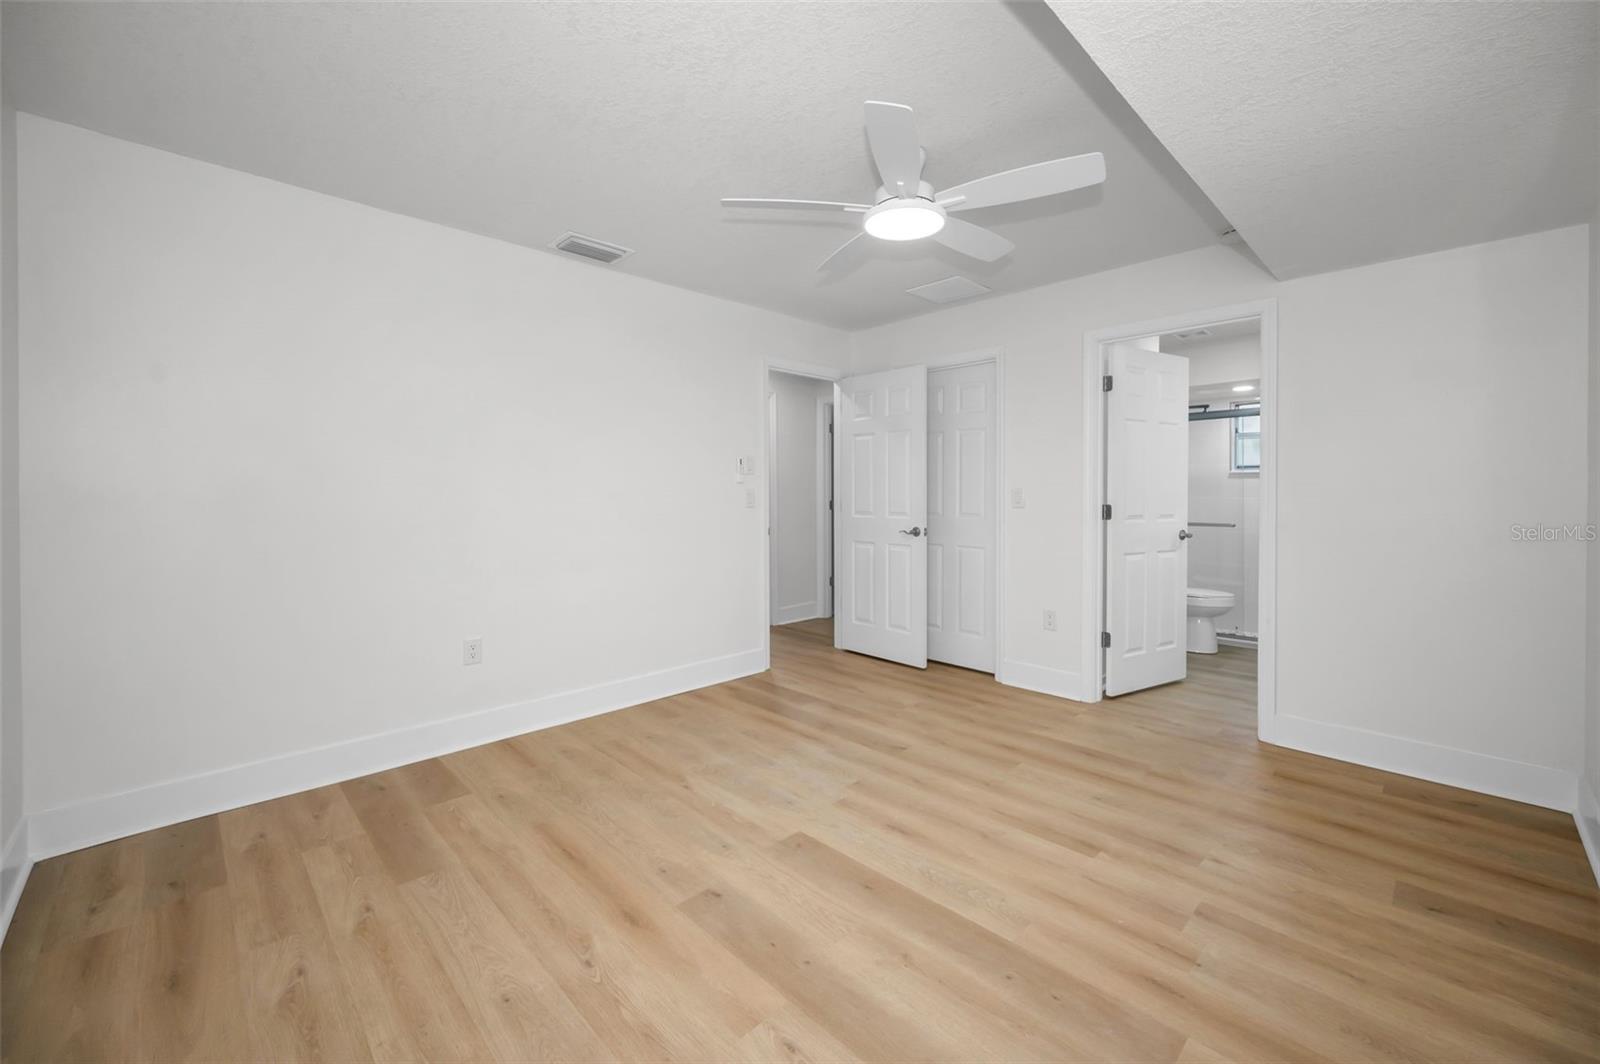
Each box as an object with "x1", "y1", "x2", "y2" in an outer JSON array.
[{"x1": 722, "y1": 101, "x2": 1106, "y2": 270}]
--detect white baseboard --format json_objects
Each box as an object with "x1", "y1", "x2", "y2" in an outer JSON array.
[
  {"x1": 1262, "y1": 713, "x2": 1577, "y2": 813},
  {"x1": 998, "y1": 659, "x2": 1085, "y2": 702},
  {"x1": 771, "y1": 603, "x2": 822, "y2": 625},
  {"x1": 1577, "y1": 775, "x2": 1600, "y2": 888},
  {"x1": 27, "y1": 647, "x2": 767, "y2": 863},
  {"x1": 0, "y1": 816, "x2": 31, "y2": 943}
]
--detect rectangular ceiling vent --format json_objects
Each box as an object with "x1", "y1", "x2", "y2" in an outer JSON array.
[
  {"x1": 1171, "y1": 327, "x2": 1213, "y2": 341},
  {"x1": 907, "y1": 276, "x2": 992, "y2": 305},
  {"x1": 551, "y1": 232, "x2": 634, "y2": 265}
]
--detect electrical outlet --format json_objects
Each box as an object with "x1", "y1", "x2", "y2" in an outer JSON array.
[
  {"x1": 463, "y1": 638, "x2": 483, "y2": 666},
  {"x1": 745, "y1": 488, "x2": 757, "y2": 509},
  {"x1": 1042, "y1": 610, "x2": 1057, "y2": 632},
  {"x1": 1011, "y1": 488, "x2": 1025, "y2": 509}
]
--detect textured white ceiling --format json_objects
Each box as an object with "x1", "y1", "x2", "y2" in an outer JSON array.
[
  {"x1": 1049, "y1": 0, "x2": 1599, "y2": 280},
  {"x1": 2, "y1": 0, "x2": 1232, "y2": 330}
]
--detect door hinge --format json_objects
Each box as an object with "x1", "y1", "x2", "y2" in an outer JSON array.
[
  {"x1": 1102, "y1": 375, "x2": 1113, "y2": 392},
  {"x1": 1101, "y1": 504, "x2": 1112, "y2": 520},
  {"x1": 1101, "y1": 631, "x2": 1111, "y2": 649}
]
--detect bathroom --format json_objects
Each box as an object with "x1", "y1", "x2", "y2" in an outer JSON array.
[{"x1": 1162, "y1": 321, "x2": 1262, "y2": 657}]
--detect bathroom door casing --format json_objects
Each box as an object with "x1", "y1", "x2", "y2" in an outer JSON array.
[{"x1": 1104, "y1": 343, "x2": 1189, "y2": 697}]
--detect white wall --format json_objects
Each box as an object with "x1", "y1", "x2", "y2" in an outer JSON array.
[
  {"x1": 16, "y1": 116, "x2": 848, "y2": 840},
  {"x1": 1577, "y1": 37, "x2": 1598, "y2": 878},
  {"x1": 0, "y1": 21, "x2": 24, "y2": 905},
  {"x1": 768, "y1": 371, "x2": 831, "y2": 625},
  {"x1": 1584, "y1": 212, "x2": 1599, "y2": 849},
  {"x1": 1582, "y1": 27, "x2": 1599, "y2": 874},
  {"x1": 850, "y1": 224, "x2": 1591, "y2": 808}
]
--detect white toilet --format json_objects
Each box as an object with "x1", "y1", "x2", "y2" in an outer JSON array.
[{"x1": 1186, "y1": 587, "x2": 1236, "y2": 653}]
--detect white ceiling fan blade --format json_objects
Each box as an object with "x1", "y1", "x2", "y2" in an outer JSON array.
[
  {"x1": 817, "y1": 232, "x2": 869, "y2": 272},
  {"x1": 931, "y1": 218, "x2": 1014, "y2": 262},
  {"x1": 722, "y1": 198, "x2": 870, "y2": 213},
  {"x1": 863, "y1": 101, "x2": 924, "y2": 196},
  {"x1": 938, "y1": 152, "x2": 1106, "y2": 212}
]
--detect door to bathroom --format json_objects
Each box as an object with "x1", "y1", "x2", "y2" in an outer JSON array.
[{"x1": 1103, "y1": 342, "x2": 1189, "y2": 696}]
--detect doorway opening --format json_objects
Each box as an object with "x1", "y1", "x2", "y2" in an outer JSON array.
[
  {"x1": 767, "y1": 368, "x2": 835, "y2": 631},
  {"x1": 1082, "y1": 301, "x2": 1277, "y2": 737}
]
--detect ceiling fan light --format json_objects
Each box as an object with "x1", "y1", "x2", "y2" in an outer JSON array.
[{"x1": 863, "y1": 201, "x2": 946, "y2": 241}]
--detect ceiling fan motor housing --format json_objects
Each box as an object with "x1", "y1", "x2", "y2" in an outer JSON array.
[{"x1": 873, "y1": 180, "x2": 938, "y2": 206}]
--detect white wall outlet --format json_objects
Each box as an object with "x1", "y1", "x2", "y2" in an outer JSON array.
[
  {"x1": 745, "y1": 488, "x2": 757, "y2": 509},
  {"x1": 463, "y1": 638, "x2": 483, "y2": 666},
  {"x1": 1042, "y1": 609, "x2": 1057, "y2": 632},
  {"x1": 1011, "y1": 488, "x2": 1025, "y2": 509}
]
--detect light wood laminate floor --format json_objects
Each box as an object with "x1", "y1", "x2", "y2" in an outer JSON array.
[{"x1": 4, "y1": 620, "x2": 1597, "y2": 1062}]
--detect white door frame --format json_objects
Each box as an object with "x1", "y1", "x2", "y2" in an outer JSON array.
[
  {"x1": 815, "y1": 397, "x2": 833, "y2": 620},
  {"x1": 766, "y1": 387, "x2": 780, "y2": 621},
  {"x1": 762, "y1": 359, "x2": 843, "y2": 661},
  {"x1": 1080, "y1": 302, "x2": 1277, "y2": 739}
]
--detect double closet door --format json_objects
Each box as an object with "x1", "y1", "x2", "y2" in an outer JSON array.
[{"x1": 834, "y1": 361, "x2": 996, "y2": 673}]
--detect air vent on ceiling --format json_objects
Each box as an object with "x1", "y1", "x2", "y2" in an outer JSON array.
[
  {"x1": 551, "y1": 232, "x2": 634, "y2": 265},
  {"x1": 1170, "y1": 327, "x2": 1213, "y2": 341},
  {"x1": 906, "y1": 276, "x2": 992, "y2": 305}
]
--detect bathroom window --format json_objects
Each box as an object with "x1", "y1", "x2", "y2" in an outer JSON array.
[{"x1": 1230, "y1": 401, "x2": 1260, "y2": 474}]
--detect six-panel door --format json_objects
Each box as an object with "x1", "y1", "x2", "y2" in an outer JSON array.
[
  {"x1": 835, "y1": 366, "x2": 928, "y2": 668},
  {"x1": 927, "y1": 362, "x2": 996, "y2": 672},
  {"x1": 1104, "y1": 343, "x2": 1189, "y2": 696}
]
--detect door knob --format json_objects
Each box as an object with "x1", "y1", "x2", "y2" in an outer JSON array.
[
  {"x1": 898, "y1": 527, "x2": 923, "y2": 537},
  {"x1": 1178, "y1": 529, "x2": 1193, "y2": 541}
]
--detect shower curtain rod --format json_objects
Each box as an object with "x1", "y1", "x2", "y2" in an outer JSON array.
[{"x1": 1189, "y1": 405, "x2": 1260, "y2": 422}]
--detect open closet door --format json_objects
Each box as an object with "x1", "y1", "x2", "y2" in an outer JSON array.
[
  {"x1": 835, "y1": 366, "x2": 928, "y2": 668},
  {"x1": 1104, "y1": 343, "x2": 1189, "y2": 696}
]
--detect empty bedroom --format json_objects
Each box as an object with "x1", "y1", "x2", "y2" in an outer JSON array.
[{"x1": 0, "y1": 2, "x2": 1597, "y2": 1062}]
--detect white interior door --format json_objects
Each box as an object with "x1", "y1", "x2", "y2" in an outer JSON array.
[
  {"x1": 928, "y1": 362, "x2": 996, "y2": 672},
  {"x1": 1104, "y1": 343, "x2": 1189, "y2": 696},
  {"x1": 835, "y1": 366, "x2": 928, "y2": 667}
]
